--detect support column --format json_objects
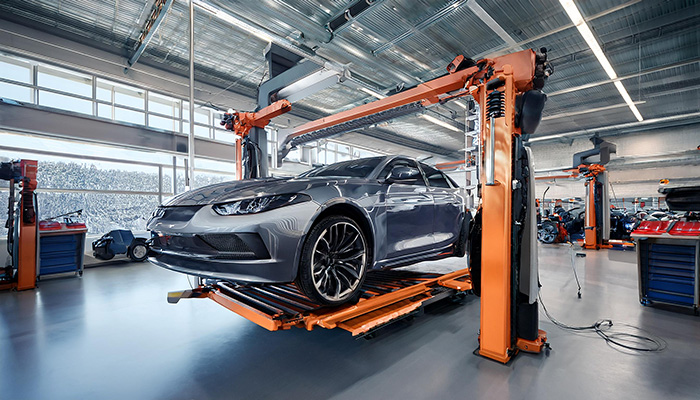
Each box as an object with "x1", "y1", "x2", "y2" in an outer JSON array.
[
  {"x1": 252, "y1": 44, "x2": 321, "y2": 177},
  {"x1": 187, "y1": 0, "x2": 195, "y2": 190}
]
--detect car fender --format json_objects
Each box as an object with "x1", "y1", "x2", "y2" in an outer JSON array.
[{"x1": 291, "y1": 197, "x2": 378, "y2": 278}]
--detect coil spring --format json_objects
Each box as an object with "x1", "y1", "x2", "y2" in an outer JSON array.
[{"x1": 487, "y1": 90, "x2": 505, "y2": 119}]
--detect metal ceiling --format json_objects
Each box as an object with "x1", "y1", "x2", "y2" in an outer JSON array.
[{"x1": 0, "y1": 0, "x2": 698, "y2": 158}]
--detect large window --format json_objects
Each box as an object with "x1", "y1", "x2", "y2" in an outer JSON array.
[
  {"x1": 0, "y1": 132, "x2": 237, "y2": 236},
  {"x1": 0, "y1": 54, "x2": 32, "y2": 103},
  {"x1": 0, "y1": 52, "x2": 392, "y2": 185},
  {"x1": 38, "y1": 65, "x2": 92, "y2": 97},
  {"x1": 0, "y1": 52, "x2": 242, "y2": 146}
]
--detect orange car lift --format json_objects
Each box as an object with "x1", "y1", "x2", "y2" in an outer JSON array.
[
  {"x1": 1, "y1": 159, "x2": 39, "y2": 291},
  {"x1": 220, "y1": 100, "x2": 292, "y2": 180},
  {"x1": 577, "y1": 164, "x2": 612, "y2": 250},
  {"x1": 538, "y1": 137, "x2": 632, "y2": 250},
  {"x1": 172, "y1": 48, "x2": 551, "y2": 363}
]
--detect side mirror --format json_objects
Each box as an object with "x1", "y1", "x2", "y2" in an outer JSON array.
[{"x1": 386, "y1": 166, "x2": 421, "y2": 183}]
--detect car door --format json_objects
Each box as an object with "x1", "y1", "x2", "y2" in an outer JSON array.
[
  {"x1": 381, "y1": 159, "x2": 435, "y2": 259},
  {"x1": 420, "y1": 163, "x2": 463, "y2": 249}
]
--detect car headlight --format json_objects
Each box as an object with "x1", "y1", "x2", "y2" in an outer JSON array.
[{"x1": 213, "y1": 193, "x2": 311, "y2": 216}]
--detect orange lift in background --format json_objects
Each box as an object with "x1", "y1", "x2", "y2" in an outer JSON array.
[{"x1": 170, "y1": 48, "x2": 552, "y2": 364}]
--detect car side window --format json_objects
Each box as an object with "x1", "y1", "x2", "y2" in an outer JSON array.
[
  {"x1": 380, "y1": 159, "x2": 426, "y2": 186},
  {"x1": 420, "y1": 163, "x2": 452, "y2": 188}
]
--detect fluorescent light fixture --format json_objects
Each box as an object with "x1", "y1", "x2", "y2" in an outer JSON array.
[
  {"x1": 542, "y1": 101, "x2": 645, "y2": 120},
  {"x1": 614, "y1": 81, "x2": 644, "y2": 121},
  {"x1": 528, "y1": 133, "x2": 566, "y2": 143},
  {"x1": 453, "y1": 100, "x2": 467, "y2": 109},
  {"x1": 277, "y1": 69, "x2": 341, "y2": 103},
  {"x1": 359, "y1": 87, "x2": 386, "y2": 99},
  {"x1": 421, "y1": 114, "x2": 461, "y2": 132},
  {"x1": 559, "y1": 0, "x2": 643, "y2": 121},
  {"x1": 192, "y1": 0, "x2": 273, "y2": 43}
]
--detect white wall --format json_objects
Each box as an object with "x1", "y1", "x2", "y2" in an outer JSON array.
[{"x1": 530, "y1": 124, "x2": 700, "y2": 199}]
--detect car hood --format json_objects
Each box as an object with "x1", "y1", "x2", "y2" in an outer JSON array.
[{"x1": 163, "y1": 176, "x2": 369, "y2": 206}]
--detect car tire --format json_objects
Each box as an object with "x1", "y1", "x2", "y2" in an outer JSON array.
[
  {"x1": 468, "y1": 209, "x2": 482, "y2": 297},
  {"x1": 127, "y1": 240, "x2": 149, "y2": 262},
  {"x1": 454, "y1": 211, "x2": 472, "y2": 257},
  {"x1": 538, "y1": 221, "x2": 558, "y2": 244},
  {"x1": 296, "y1": 215, "x2": 369, "y2": 306}
]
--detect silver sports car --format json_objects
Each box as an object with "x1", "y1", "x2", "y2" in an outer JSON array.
[{"x1": 147, "y1": 156, "x2": 470, "y2": 305}]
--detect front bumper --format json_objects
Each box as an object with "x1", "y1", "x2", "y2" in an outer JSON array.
[{"x1": 146, "y1": 201, "x2": 319, "y2": 283}]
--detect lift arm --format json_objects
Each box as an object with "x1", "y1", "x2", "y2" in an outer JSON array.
[
  {"x1": 221, "y1": 100, "x2": 292, "y2": 179},
  {"x1": 277, "y1": 50, "x2": 544, "y2": 155}
]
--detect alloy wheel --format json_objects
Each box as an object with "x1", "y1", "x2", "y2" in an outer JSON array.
[
  {"x1": 310, "y1": 221, "x2": 367, "y2": 302},
  {"x1": 538, "y1": 223, "x2": 558, "y2": 244}
]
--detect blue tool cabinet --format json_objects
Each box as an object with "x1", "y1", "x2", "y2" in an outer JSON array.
[
  {"x1": 39, "y1": 230, "x2": 86, "y2": 278},
  {"x1": 637, "y1": 238, "x2": 699, "y2": 314}
]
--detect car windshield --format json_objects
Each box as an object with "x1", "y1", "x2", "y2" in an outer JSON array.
[{"x1": 299, "y1": 157, "x2": 383, "y2": 179}]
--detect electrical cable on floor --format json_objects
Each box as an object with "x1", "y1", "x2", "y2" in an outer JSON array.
[{"x1": 538, "y1": 291, "x2": 667, "y2": 353}]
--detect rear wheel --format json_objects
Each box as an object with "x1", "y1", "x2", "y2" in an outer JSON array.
[
  {"x1": 128, "y1": 240, "x2": 149, "y2": 262},
  {"x1": 296, "y1": 216, "x2": 368, "y2": 306}
]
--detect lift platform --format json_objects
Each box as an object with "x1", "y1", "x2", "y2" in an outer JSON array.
[{"x1": 168, "y1": 269, "x2": 472, "y2": 337}]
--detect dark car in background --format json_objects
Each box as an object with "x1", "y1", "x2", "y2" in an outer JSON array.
[{"x1": 147, "y1": 156, "x2": 470, "y2": 305}]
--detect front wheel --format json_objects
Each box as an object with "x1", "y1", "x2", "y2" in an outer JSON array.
[
  {"x1": 296, "y1": 216, "x2": 369, "y2": 306},
  {"x1": 538, "y1": 221, "x2": 558, "y2": 244}
]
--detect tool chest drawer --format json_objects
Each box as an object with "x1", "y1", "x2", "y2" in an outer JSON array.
[{"x1": 638, "y1": 239, "x2": 698, "y2": 311}]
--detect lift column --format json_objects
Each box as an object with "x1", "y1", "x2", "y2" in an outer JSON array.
[
  {"x1": 478, "y1": 65, "x2": 517, "y2": 363},
  {"x1": 475, "y1": 51, "x2": 550, "y2": 362}
]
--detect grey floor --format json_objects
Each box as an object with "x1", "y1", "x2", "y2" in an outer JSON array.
[{"x1": 1, "y1": 245, "x2": 699, "y2": 400}]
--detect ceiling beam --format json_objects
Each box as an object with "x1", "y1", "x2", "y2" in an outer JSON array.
[
  {"x1": 529, "y1": 112, "x2": 700, "y2": 143},
  {"x1": 548, "y1": 58, "x2": 700, "y2": 97},
  {"x1": 473, "y1": 0, "x2": 641, "y2": 59},
  {"x1": 124, "y1": 0, "x2": 174, "y2": 73},
  {"x1": 466, "y1": 0, "x2": 520, "y2": 50},
  {"x1": 372, "y1": 0, "x2": 468, "y2": 55}
]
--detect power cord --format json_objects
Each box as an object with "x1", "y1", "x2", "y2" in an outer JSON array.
[{"x1": 538, "y1": 291, "x2": 667, "y2": 353}]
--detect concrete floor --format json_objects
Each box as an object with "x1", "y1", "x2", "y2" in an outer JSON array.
[{"x1": 1, "y1": 245, "x2": 699, "y2": 399}]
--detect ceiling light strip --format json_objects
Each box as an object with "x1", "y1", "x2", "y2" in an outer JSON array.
[
  {"x1": 542, "y1": 101, "x2": 645, "y2": 120},
  {"x1": 559, "y1": 0, "x2": 643, "y2": 121},
  {"x1": 421, "y1": 114, "x2": 462, "y2": 132},
  {"x1": 359, "y1": 87, "x2": 386, "y2": 99}
]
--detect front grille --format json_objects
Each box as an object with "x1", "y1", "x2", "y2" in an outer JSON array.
[
  {"x1": 198, "y1": 233, "x2": 271, "y2": 260},
  {"x1": 200, "y1": 234, "x2": 253, "y2": 253}
]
